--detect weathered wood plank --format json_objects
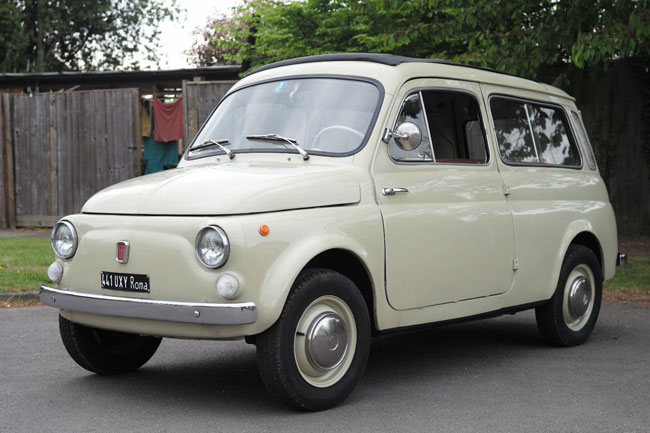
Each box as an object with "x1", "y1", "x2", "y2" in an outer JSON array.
[
  {"x1": 16, "y1": 215, "x2": 61, "y2": 227},
  {"x1": 0, "y1": 94, "x2": 7, "y2": 228},
  {"x1": 6, "y1": 94, "x2": 15, "y2": 228},
  {"x1": 182, "y1": 80, "x2": 189, "y2": 147},
  {"x1": 108, "y1": 90, "x2": 118, "y2": 185},
  {"x1": 34, "y1": 94, "x2": 46, "y2": 217},
  {"x1": 12, "y1": 95, "x2": 25, "y2": 218},
  {"x1": 182, "y1": 81, "x2": 236, "y2": 145},
  {"x1": 71, "y1": 91, "x2": 80, "y2": 212},
  {"x1": 79, "y1": 91, "x2": 90, "y2": 211},
  {"x1": 54, "y1": 92, "x2": 65, "y2": 217},
  {"x1": 62, "y1": 92, "x2": 74, "y2": 216},
  {"x1": 5, "y1": 88, "x2": 140, "y2": 227},
  {"x1": 131, "y1": 89, "x2": 141, "y2": 178},
  {"x1": 48, "y1": 93, "x2": 57, "y2": 216}
]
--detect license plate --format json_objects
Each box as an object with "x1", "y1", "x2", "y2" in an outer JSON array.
[{"x1": 101, "y1": 271, "x2": 150, "y2": 293}]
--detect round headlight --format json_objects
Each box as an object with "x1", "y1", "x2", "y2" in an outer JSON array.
[
  {"x1": 195, "y1": 225, "x2": 230, "y2": 268},
  {"x1": 51, "y1": 220, "x2": 78, "y2": 259}
]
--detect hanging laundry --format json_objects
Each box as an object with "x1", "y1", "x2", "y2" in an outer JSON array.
[
  {"x1": 153, "y1": 97, "x2": 184, "y2": 142},
  {"x1": 143, "y1": 109, "x2": 180, "y2": 174},
  {"x1": 141, "y1": 99, "x2": 152, "y2": 137}
]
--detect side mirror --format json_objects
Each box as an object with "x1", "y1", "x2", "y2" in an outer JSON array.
[{"x1": 382, "y1": 122, "x2": 422, "y2": 151}]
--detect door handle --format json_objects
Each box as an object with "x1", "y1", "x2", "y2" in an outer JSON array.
[{"x1": 382, "y1": 187, "x2": 409, "y2": 196}]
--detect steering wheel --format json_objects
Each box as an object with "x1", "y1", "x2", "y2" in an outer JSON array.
[{"x1": 312, "y1": 125, "x2": 365, "y2": 150}]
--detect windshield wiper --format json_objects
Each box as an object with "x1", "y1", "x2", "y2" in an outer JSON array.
[
  {"x1": 246, "y1": 133, "x2": 309, "y2": 160},
  {"x1": 190, "y1": 139, "x2": 234, "y2": 159}
]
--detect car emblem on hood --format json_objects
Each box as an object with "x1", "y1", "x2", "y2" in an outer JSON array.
[{"x1": 116, "y1": 241, "x2": 130, "y2": 264}]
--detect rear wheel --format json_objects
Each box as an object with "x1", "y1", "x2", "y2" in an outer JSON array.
[
  {"x1": 256, "y1": 268, "x2": 371, "y2": 411},
  {"x1": 535, "y1": 245, "x2": 602, "y2": 347},
  {"x1": 59, "y1": 315, "x2": 162, "y2": 375}
]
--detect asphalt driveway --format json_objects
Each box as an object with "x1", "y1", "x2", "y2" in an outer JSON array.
[{"x1": 1, "y1": 302, "x2": 648, "y2": 433}]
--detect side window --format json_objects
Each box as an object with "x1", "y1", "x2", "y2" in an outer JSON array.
[
  {"x1": 389, "y1": 90, "x2": 488, "y2": 164},
  {"x1": 490, "y1": 97, "x2": 581, "y2": 167},
  {"x1": 389, "y1": 93, "x2": 433, "y2": 162},
  {"x1": 422, "y1": 90, "x2": 488, "y2": 163},
  {"x1": 570, "y1": 110, "x2": 597, "y2": 170}
]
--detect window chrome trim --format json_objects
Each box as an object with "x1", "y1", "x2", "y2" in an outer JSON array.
[
  {"x1": 523, "y1": 103, "x2": 541, "y2": 163},
  {"x1": 40, "y1": 285, "x2": 257, "y2": 325},
  {"x1": 387, "y1": 86, "x2": 491, "y2": 166},
  {"x1": 569, "y1": 110, "x2": 598, "y2": 170},
  {"x1": 184, "y1": 74, "x2": 385, "y2": 161},
  {"x1": 419, "y1": 91, "x2": 437, "y2": 162},
  {"x1": 487, "y1": 93, "x2": 583, "y2": 170}
]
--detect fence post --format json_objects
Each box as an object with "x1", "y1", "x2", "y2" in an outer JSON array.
[{"x1": 0, "y1": 94, "x2": 16, "y2": 229}]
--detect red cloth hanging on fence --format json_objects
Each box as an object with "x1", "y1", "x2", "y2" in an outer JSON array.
[{"x1": 153, "y1": 98, "x2": 184, "y2": 142}]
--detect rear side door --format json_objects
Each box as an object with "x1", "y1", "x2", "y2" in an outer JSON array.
[
  {"x1": 372, "y1": 79, "x2": 516, "y2": 311},
  {"x1": 481, "y1": 85, "x2": 600, "y2": 302}
]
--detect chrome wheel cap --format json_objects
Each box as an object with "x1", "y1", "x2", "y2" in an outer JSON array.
[
  {"x1": 306, "y1": 312, "x2": 348, "y2": 371},
  {"x1": 562, "y1": 264, "x2": 595, "y2": 331},
  {"x1": 294, "y1": 295, "x2": 357, "y2": 388},
  {"x1": 568, "y1": 276, "x2": 590, "y2": 319}
]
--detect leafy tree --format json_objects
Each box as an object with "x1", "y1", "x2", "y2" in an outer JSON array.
[
  {"x1": 0, "y1": 1, "x2": 28, "y2": 72},
  {"x1": 194, "y1": 0, "x2": 650, "y2": 81},
  {"x1": 187, "y1": 15, "x2": 241, "y2": 67},
  {"x1": 187, "y1": 0, "x2": 266, "y2": 70},
  {"x1": 0, "y1": 0, "x2": 178, "y2": 72}
]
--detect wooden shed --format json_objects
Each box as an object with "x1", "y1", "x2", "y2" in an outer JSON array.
[{"x1": 0, "y1": 66, "x2": 241, "y2": 228}]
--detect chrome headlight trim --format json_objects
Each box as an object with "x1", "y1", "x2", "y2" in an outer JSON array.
[
  {"x1": 51, "y1": 220, "x2": 78, "y2": 259},
  {"x1": 195, "y1": 225, "x2": 230, "y2": 269}
]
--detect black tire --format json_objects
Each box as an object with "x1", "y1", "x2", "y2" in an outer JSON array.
[
  {"x1": 256, "y1": 268, "x2": 371, "y2": 411},
  {"x1": 535, "y1": 245, "x2": 602, "y2": 347},
  {"x1": 59, "y1": 315, "x2": 162, "y2": 375}
]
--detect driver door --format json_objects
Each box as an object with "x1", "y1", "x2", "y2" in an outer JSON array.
[{"x1": 372, "y1": 79, "x2": 516, "y2": 310}]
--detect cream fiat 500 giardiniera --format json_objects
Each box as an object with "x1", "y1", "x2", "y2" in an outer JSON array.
[{"x1": 42, "y1": 54, "x2": 624, "y2": 411}]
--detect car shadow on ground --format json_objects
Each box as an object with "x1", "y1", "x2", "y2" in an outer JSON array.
[
  {"x1": 60, "y1": 313, "x2": 604, "y2": 414},
  {"x1": 362, "y1": 314, "x2": 545, "y2": 383}
]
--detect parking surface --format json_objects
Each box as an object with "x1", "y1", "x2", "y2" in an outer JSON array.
[{"x1": 1, "y1": 302, "x2": 648, "y2": 433}]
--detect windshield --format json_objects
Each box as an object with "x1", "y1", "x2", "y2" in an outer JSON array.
[{"x1": 188, "y1": 78, "x2": 381, "y2": 158}]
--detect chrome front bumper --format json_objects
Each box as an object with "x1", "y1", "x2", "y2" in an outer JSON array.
[{"x1": 40, "y1": 285, "x2": 257, "y2": 325}]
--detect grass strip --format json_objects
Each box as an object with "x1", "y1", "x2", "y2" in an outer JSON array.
[
  {"x1": 0, "y1": 237, "x2": 648, "y2": 296},
  {"x1": 0, "y1": 238, "x2": 53, "y2": 293},
  {"x1": 604, "y1": 257, "x2": 650, "y2": 298}
]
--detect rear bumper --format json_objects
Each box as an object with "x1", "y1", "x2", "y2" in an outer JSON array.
[{"x1": 40, "y1": 285, "x2": 257, "y2": 325}]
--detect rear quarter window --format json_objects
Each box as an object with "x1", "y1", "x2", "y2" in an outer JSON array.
[
  {"x1": 570, "y1": 110, "x2": 598, "y2": 170},
  {"x1": 490, "y1": 97, "x2": 581, "y2": 168}
]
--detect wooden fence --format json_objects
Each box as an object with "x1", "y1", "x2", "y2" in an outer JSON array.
[
  {"x1": 182, "y1": 80, "x2": 235, "y2": 149},
  {"x1": 0, "y1": 89, "x2": 141, "y2": 228},
  {"x1": 1, "y1": 70, "x2": 648, "y2": 234},
  {"x1": 569, "y1": 62, "x2": 650, "y2": 235}
]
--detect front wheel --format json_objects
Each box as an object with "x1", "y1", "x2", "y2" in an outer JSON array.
[
  {"x1": 59, "y1": 315, "x2": 162, "y2": 375},
  {"x1": 535, "y1": 245, "x2": 602, "y2": 347},
  {"x1": 256, "y1": 268, "x2": 371, "y2": 411}
]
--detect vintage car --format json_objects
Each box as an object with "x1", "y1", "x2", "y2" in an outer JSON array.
[{"x1": 41, "y1": 53, "x2": 624, "y2": 411}]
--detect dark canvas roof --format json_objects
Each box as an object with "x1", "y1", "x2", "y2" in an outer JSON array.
[{"x1": 246, "y1": 52, "x2": 522, "y2": 80}]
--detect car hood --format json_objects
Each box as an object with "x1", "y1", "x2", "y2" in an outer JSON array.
[{"x1": 81, "y1": 162, "x2": 361, "y2": 215}]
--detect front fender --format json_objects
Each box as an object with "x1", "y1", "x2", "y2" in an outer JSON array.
[{"x1": 241, "y1": 205, "x2": 384, "y2": 334}]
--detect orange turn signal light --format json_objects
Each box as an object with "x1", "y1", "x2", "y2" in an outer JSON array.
[{"x1": 259, "y1": 224, "x2": 270, "y2": 236}]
